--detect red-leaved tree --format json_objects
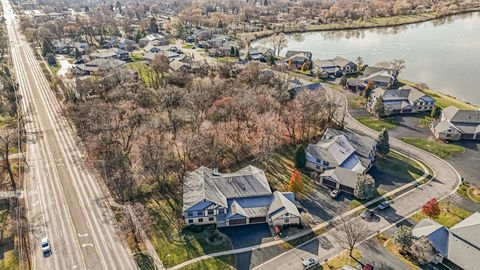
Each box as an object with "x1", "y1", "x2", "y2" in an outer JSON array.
[
  {"x1": 288, "y1": 169, "x2": 304, "y2": 194},
  {"x1": 422, "y1": 198, "x2": 440, "y2": 218}
]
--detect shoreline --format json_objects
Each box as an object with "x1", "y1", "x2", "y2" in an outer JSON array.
[{"x1": 244, "y1": 7, "x2": 480, "y2": 43}]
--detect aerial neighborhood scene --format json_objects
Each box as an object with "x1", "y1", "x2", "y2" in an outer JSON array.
[{"x1": 1, "y1": 0, "x2": 480, "y2": 270}]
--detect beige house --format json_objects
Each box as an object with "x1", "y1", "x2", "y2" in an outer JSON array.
[{"x1": 431, "y1": 105, "x2": 480, "y2": 141}]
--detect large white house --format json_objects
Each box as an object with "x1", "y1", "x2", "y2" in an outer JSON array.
[{"x1": 182, "y1": 166, "x2": 300, "y2": 227}]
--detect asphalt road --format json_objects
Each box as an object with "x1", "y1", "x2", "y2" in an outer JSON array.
[
  {"x1": 1, "y1": 1, "x2": 136, "y2": 269},
  {"x1": 252, "y1": 84, "x2": 461, "y2": 270}
]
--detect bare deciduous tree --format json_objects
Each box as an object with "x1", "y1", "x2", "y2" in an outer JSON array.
[{"x1": 331, "y1": 215, "x2": 369, "y2": 257}]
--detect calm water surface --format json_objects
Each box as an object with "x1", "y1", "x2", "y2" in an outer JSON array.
[{"x1": 255, "y1": 12, "x2": 480, "y2": 105}]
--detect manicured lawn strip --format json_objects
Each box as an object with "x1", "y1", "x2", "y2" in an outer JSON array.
[
  {"x1": 322, "y1": 249, "x2": 362, "y2": 269},
  {"x1": 410, "y1": 202, "x2": 471, "y2": 228},
  {"x1": 147, "y1": 199, "x2": 232, "y2": 267},
  {"x1": 178, "y1": 255, "x2": 235, "y2": 270},
  {"x1": 459, "y1": 183, "x2": 480, "y2": 204},
  {"x1": 355, "y1": 115, "x2": 399, "y2": 131},
  {"x1": 373, "y1": 151, "x2": 425, "y2": 183},
  {"x1": 400, "y1": 137, "x2": 464, "y2": 159},
  {"x1": 417, "y1": 115, "x2": 434, "y2": 128},
  {"x1": 182, "y1": 44, "x2": 195, "y2": 49},
  {"x1": 400, "y1": 79, "x2": 479, "y2": 110}
]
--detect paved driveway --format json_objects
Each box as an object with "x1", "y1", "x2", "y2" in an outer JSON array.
[
  {"x1": 220, "y1": 224, "x2": 275, "y2": 270},
  {"x1": 447, "y1": 141, "x2": 480, "y2": 186},
  {"x1": 358, "y1": 238, "x2": 410, "y2": 270}
]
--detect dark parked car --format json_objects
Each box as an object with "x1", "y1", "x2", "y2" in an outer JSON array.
[
  {"x1": 376, "y1": 201, "x2": 391, "y2": 210},
  {"x1": 360, "y1": 209, "x2": 375, "y2": 220}
]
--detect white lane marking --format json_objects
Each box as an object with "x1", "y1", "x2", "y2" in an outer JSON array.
[
  {"x1": 81, "y1": 244, "x2": 94, "y2": 248},
  {"x1": 77, "y1": 233, "x2": 89, "y2": 237}
]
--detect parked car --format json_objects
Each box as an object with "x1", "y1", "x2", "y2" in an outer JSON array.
[
  {"x1": 362, "y1": 263, "x2": 374, "y2": 270},
  {"x1": 360, "y1": 209, "x2": 375, "y2": 220},
  {"x1": 302, "y1": 257, "x2": 320, "y2": 269},
  {"x1": 377, "y1": 201, "x2": 391, "y2": 210},
  {"x1": 41, "y1": 237, "x2": 51, "y2": 255},
  {"x1": 330, "y1": 189, "x2": 340, "y2": 199}
]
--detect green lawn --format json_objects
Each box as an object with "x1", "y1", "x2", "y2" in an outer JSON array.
[
  {"x1": 400, "y1": 137, "x2": 464, "y2": 159},
  {"x1": 373, "y1": 151, "x2": 425, "y2": 183},
  {"x1": 130, "y1": 53, "x2": 144, "y2": 62},
  {"x1": 410, "y1": 202, "x2": 471, "y2": 228},
  {"x1": 147, "y1": 199, "x2": 232, "y2": 268},
  {"x1": 49, "y1": 63, "x2": 60, "y2": 75},
  {"x1": 457, "y1": 183, "x2": 480, "y2": 203},
  {"x1": 355, "y1": 115, "x2": 399, "y2": 131},
  {"x1": 417, "y1": 115, "x2": 434, "y2": 128},
  {"x1": 182, "y1": 44, "x2": 195, "y2": 49},
  {"x1": 127, "y1": 62, "x2": 156, "y2": 85},
  {"x1": 178, "y1": 255, "x2": 235, "y2": 270}
]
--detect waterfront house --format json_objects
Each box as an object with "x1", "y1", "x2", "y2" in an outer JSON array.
[
  {"x1": 430, "y1": 105, "x2": 480, "y2": 141},
  {"x1": 412, "y1": 212, "x2": 480, "y2": 269},
  {"x1": 285, "y1": 50, "x2": 312, "y2": 60},
  {"x1": 182, "y1": 166, "x2": 300, "y2": 227},
  {"x1": 314, "y1": 56, "x2": 357, "y2": 78},
  {"x1": 368, "y1": 86, "x2": 436, "y2": 116},
  {"x1": 305, "y1": 128, "x2": 377, "y2": 194}
]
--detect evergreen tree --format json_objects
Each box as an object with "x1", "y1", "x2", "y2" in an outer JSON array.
[
  {"x1": 41, "y1": 37, "x2": 54, "y2": 57},
  {"x1": 148, "y1": 17, "x2": 159, "y2": 33},
  {"x1": 373, "y1": 96, "x2": 386, "y2": 117},
  {"x1": 354, "y1": 174, "x2": 376, "y2": 200},
  {"x1": 235, "y1": 48, "x2": 240, "y2": 58},
  {"x1": 340, "y1": 76, "x2": 348, "y2": 88},
  {"x1": 294, "y1": 145, "x2": 306, "y2": 169},
  {"x1": 230, "y1": 46, "x2": 235, "y2": 57},
  {"x1": 431, "y1": 105, "x2": 442, "y2": 119},
  {"x1": 377, "y1": 128, "x2": 390, "y2": 155}
]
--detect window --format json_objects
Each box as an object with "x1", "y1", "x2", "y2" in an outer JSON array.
[
  {"x1": 198, "y1": 218, "x2": 203, "y2": 222},
  {"x1": 284, "y1": 218, "x2": 289, "y2": 224},
  {"x1": 208, "y1": 209, "x2": 214, "y2": 215},
  {"x1": 208, "y1": 217, "x2": 214, "y2": 221},
  {"x1": 188, "y1": 219, "x2": 193, "y2": 224},
  {"x1": 187, "y1": 211, "x2": 193, "y2": 217},
  {"x1": 197, "y1": 210, "x2": 203, "y2": 216}
]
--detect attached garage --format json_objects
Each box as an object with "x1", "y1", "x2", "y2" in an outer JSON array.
[
  {"x1": 228, "y1": 218, "x2": 246, "y2": 226},
  {"x1": 339, "y1": 184, "x2": 354, "y2": 194},
  {"x1": 249, "y1": 217, "x2": 267, "y2": 224},
  {"x1": 322, "y1": 178, "x2": 337, "y2": 189},
  {"x1": 461, "y1": 133, "x2": 475, "y2": 140}
]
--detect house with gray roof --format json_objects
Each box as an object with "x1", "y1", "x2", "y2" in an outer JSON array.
[
  {"x1": 431, "y1": 105, "x2": 480, "y2": 141},
  {"x1": 71, "y1": 58, "x2": 126, "y2": 76},
  {"x1": 90, "y1": 48, "x2": 129, "y2": 61},
  {"x1": 347, "y1": 66, "x2": 399, "y2": 91},
  {"x1": 305, "y1": 128, "x2": 377, "y2": 194},
  {"x1": 182, "y1": 166, "x2": 300, "y2": 227},
  {"x1": 412, "y1": 212, "x2": 480, "y2": 269},
  {"x1": 314, "y1": 56, "x2": 357, "y2": 78},
  {"x1": 368, "y1": 86, "x2": 436, "y2": 116}
]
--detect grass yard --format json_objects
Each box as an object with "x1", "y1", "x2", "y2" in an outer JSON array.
[
  {"x1": 400, "y1": 79, "x2": 479, "y2": 110},
  {"x1": 417, "y1": 115, "x2": 434, "y2": 128},
  {"x1": 385, "y1": 239, "x2": 421, "y2": 270},
  {"x1": 372, "y1": 151, "x2": 425, "y2": 183},
  {"x1": 457, "y1": 183, "x2": 480, "y2": 203},
  {"x1": 178, "y1": 255, "x2": 235, "y2": 270},
  {"x1": 0, "y1": 205, "x2": 19, "y2": 270},
  {"x1": 410, "y1": 202, "x2": 471, "y2": 228},
  {"x1": 400, "y1": 137, "x2": 464, "y2": 159},
  {"x1": 355, "y1": 115, "x2": 399, "y2": 131},
  {"x1": 216, "y1": 57, "x2": 238, "y2": 63},
  {"x1": 182, "y1": 44, "x2": 195, "y2": 49},
  {"x1": 130, "y1": 53, "x2": 144, "y2": 62},
  {"x1": 147, "y1": 199, "x2": 233, "y2": 268},
  {"x1": 322, "y1": 249, "x2": 362, "y2": 269},
  {"x1": 48, "y1": 63, "x2": 60, "y2": 75},
  {"x1": 127, "y1": 62, "x2": 156, "y2": 85}
]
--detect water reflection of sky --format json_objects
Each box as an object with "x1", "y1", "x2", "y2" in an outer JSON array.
[{"x1": 255, "y1": 12, "x2": 480, "y2": 105}]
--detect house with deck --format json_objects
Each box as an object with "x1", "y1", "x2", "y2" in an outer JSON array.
[
  {"x1": 305, "y1": 128, "x2": 377, "y2": 194},
  {"x1": 314, "y1": 56, "x2": 357, "y2": 78},
  {"x1": 368, "y1": 86, "x2": 436, "y2": 116},
  {"x1": 182, "y1": 166, "x2": 300, "y2": 227},
  {"x1": 412, "y1": 212, "x2": 480, "y2": 269},
  {"x1": 430, "y1": 105, "x2": 480, "y2": 141}
]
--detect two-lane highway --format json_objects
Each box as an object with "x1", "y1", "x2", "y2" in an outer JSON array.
[{"x1": 1, "y1": 0, "x2": 136, "y2": 269}]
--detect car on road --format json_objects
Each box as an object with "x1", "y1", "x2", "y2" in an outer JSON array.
[
  {"x1": 41, "y1": 237, "x2": 51, "y2": 255},
  {"x1": 360, "y1": 209, "x2": 375, "y2": 220},
  {"x1": 330, "y1": 189, "x2": 340, "y2": 199},
  {"x1": 302, "y1": 257, "x2": 320, "y2": 269},
  {"x1": 376, "y1": 201, "x2": 391, "y2": 210}
]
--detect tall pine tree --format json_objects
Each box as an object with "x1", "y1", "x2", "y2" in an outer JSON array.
[
  {"x1": 377, "y1": 128, "x2": 390, "y2": 155},
  {"x1": 294, "y1": 145, "x2": 306, "y2": 169}
]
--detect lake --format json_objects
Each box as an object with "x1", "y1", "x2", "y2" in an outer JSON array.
[{"x1": 254, "y1": 12, "x2": 480, "y2": 106}]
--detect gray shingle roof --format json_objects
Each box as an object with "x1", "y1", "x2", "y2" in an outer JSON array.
[
  {"x1": 268, "y1": 191, "x2": 300, "y2": 220},
  {"x1": 182, "y1": 166, "x2": 271, "y2": 212},
  {"x1": 320, "y1": 167, "x2": 359, "y2": 189},
  {"x1": 443, "y1": 106, "x2": 480, "y2": 124}
]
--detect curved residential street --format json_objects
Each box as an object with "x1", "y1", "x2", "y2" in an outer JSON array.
[
  {"x1": 1, "y1": 0, "x2": 136, "y2": 269},
  {"x1": 252, "y1": 84, "x2": 461, "y2": 270}
]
